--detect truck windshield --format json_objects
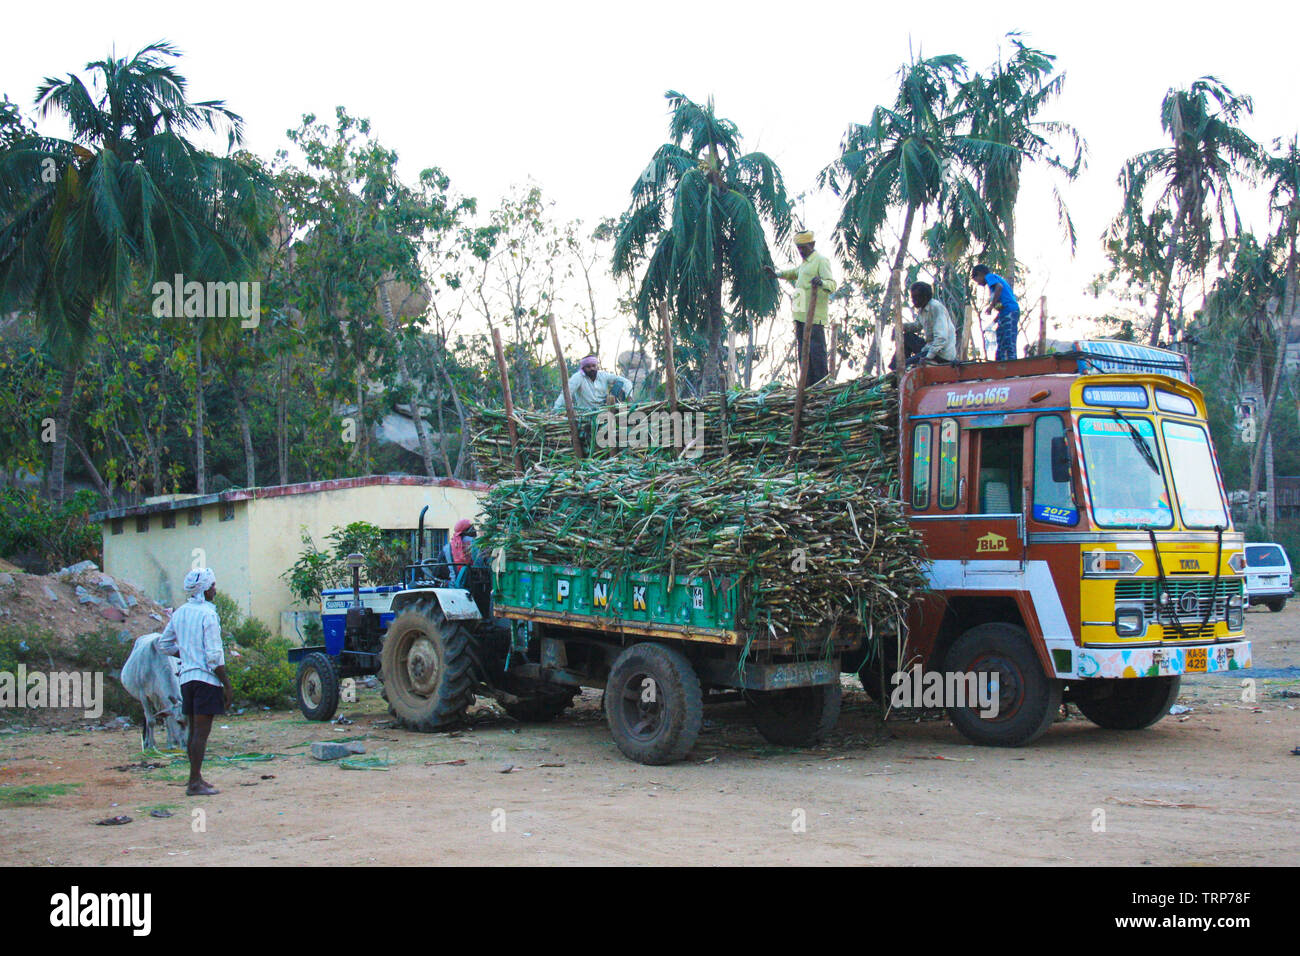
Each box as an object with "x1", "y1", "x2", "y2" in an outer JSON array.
[
  {"x1": 1161, "y1": 420, "x2": 1228, "y2": 528},
  {"x1": 1078, "y1": 416, "x2": 1173, "y2": 528}
]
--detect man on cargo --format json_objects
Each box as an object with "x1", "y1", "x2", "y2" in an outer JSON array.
[
  {"x1": 904, "y1": 281, "x2": 957, "y2": 365},
  {"x1": 553, "y1": 355, "x2": 633, "y2": 413},
  {"x1": 972, "y1": 264, "x2": 1020, "y2": 361},
  {"x1": 766, "y1": 229, "x2": 837, "y2": 384},
  {"x1": 156, "y1": 567, "x2": 231, "y2": 796}
]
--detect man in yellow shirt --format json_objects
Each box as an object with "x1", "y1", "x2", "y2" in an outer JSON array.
[{"x1": 766, "y1": 230, "x2": 837, "y2": 384}]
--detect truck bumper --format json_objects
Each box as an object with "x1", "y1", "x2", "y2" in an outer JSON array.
[
  {"x1": 1073, "y1": 640, "x2": 1251, "y2": 680},
  {"x1": 695, "y1": 658, "x2": 841, "y2": 691}
]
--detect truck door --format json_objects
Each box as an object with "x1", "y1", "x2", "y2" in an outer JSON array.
[{"x1": 964, "y1": 425, "x2": 1026, "y2": 568}]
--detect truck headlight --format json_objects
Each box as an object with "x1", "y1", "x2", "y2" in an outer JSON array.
[
  {"x1": 1227, "y1": 552, "x2": 1246, "y2": 573},
  {"x1": 1083, "y1": 551, "x2": 1143, "y2": 577},
  {"x1": 1226, "y1": 594, "x2": 1244, "y2": 631},
  {"x1": 1115, "y1": 605, "x2": 1146, "y2": 637}
]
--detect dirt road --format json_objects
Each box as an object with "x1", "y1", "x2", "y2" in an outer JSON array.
[{"x1": 2, "y1": 607, "x2": 1296, "y2": 866}]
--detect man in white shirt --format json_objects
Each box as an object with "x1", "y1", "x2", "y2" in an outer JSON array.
[
  {"x1": 157, "y1": 567, "x2": 231, "y2": 796},
  {"x1": 905, "y1": 281, "x2": 958, "y2": 365},
  {"x1": 553, "y1": 355, "x2": 633, "y2": 413}
]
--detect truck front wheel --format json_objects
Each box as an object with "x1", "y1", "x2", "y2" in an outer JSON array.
[
  {"x1": 1074, "y1": 676, "x2": 1180, "y2": 730},
  {"x1": 296, "y1": 652, "x2": 340, "y2": 721},
  {"x1": 605, "y1": 643, "x2": 702, "y2": 765},
  {"x1": 747, "y1": 682, "x2": 842, "y2": 747},
  {"x1": 380, "y1": 602, "x2": 477, "y2": 732},
  {"x1": 944, "y1": 623, "x2": 1060, "y2": 747}
]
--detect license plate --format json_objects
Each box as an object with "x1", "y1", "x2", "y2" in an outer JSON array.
[{"x1": 1185, "y1": 648, "x2": 1208, "y2": 673}]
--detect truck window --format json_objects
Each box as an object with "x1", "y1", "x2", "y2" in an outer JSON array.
[
  {"x1": 938, "y1": 419, "x2": 960, "y2": 509},
  {"x1": 977, "y1": 427, "x2": 1023, "y2": 514},
  {"x1": 1032, "y1": 416, "x2": 1078, "y2": 526},
  {"x1": 912, "y1": 423, "x2": 932, "y2": 509}
]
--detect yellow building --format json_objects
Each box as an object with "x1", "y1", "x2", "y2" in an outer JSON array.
[{"x1": 93, "y1": 476, "x2": 488, "y2": 639}]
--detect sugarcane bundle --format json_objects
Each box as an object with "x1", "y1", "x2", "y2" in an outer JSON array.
[
  {"x1": 475, "y1": 453, "x2": 926, "y2": 638},
  {"x1": 469, "y1": 374, "x2": 900, "y2": 483}
]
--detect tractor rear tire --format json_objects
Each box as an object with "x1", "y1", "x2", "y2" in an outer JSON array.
[
  {"x1": 944, "y1": 622, "x2": 1060, "y2": 747},
  {"x1": 1074, "y1": 676, "x2": 1181, "y2": 730},
  {"x1": 605, "y1": 643, "x2": 702, "y2": 765},
  {"x1": 747, "y1": 682, "x2": 842, "y2": 747},
  {"x1": 380, "y1": 601, "x2": 477, "y2": 732},
  {"x1": 296, "y1": 652, "x2": 341, "y2": 721}
]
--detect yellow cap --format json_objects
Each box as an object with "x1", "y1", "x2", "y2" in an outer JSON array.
[{"x1": 794, "y1": 230, "x2": 815, "y2": 245}]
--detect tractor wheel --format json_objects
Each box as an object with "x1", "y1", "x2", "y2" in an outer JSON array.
[
  {"x1": 380, "y1": 601, "x2": 477, "y2": 732},
  {"x1": 747, "y1": 682, "x2": 842, "y2": 747},
  {"x1": 296, "y1": 652, "x2": 341, "y2": 721},
  {"x1": 605, "y1": 643, "x2": 702, "y2": 765},
  {"x1": 944, "y1": 622, "x2": 1060, "y2": 747},
  {"x1": 1074, "y1": 677, "x2": 1181, "y2": 730}
]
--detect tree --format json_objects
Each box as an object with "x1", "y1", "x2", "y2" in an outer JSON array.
[
  {"x1": 0, "y1": 41, "x2": 271, "y2": 500},
  {"x1": 1110, "y1": 77, "x2": 1261, "y2": 346},
  {"x1": 822, "y1": 54, "x2": 1008, "y2": 375},
  {"x1": 956, "y1": 34, "x2": 1085, "y2": 286},
  {"x1": 613, "y1": 91, "x2": 790, "y2": 394}
]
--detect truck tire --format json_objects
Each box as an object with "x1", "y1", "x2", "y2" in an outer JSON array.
[
  {"x1": 296, "y1": 652, "x2": 341, "y2": 721},
  {"x1": 380, "y1": 601, "x2": 477, "y2": 732},
  {"x1": 605, "y1": 643, "x2": 702, "y2": 765},
  {"x1": 944, "y1": 622, "x2": 1060, "y2": 747},
  {"x1": 1074, "y1": 676, "x2": 1180, "y2": 730},
  {"x1": 747, "y1": 682, "x2": 842, "y2": 747},
  {"x1": 1265, "y1": 598, "x2": 1286, "y2": 613}
]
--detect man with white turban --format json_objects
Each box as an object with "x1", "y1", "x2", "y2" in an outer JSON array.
[
  {"x1": 553, "y1": 354, "x2": 633, "y2": 413},
  {"x1": 157, "y1": 567, "x2": 231, "y2": 795}
]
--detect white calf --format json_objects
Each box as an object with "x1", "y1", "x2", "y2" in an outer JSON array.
[{"x1": 120, "y1": 633, "x2": 187, "y2": 751}]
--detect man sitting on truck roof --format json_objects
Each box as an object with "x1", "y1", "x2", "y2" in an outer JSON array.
[
  {"x1": 904, "y1": 281, "x2": 957, "y2": 365},
  {"x1": 553, "y1": 355, "x2": 633, "y2": 413}
]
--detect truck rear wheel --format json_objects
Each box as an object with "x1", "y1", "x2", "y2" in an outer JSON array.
[
  {"x1": 605, "y1": 643, "x2": 702, "y2": 765},
  {"x1": 1074, "y1": 676, "x2": 1180, "y2": 730},
  {"x1": 296, "y1": 652, "x2": 340, "y2": 721},
  {"x1": 944, "y1": 623, "x2": 1060, "y2": 747},
  {"x1": 747, "y1": 682, "x2": 842, "y2": 747},
  {"x1": 380, "y1": 602, "x2": 477, "y2": 732}
]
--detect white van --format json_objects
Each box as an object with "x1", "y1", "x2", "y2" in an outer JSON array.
[{"x1": 1244, "y1": 543, "x2": 1293, "y2": 612}]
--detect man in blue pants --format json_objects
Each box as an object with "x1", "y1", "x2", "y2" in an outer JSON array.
[{"x1": 972, "y1": 264, "x2": 1020, "y2": 361}]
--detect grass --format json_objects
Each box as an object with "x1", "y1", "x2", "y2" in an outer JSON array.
[{"x1": 0, "y1": 782, "x2": 82, "y2": 805}]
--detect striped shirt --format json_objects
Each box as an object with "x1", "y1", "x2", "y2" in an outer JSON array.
[{"x1": 156, "y1": 596, "x2": 225, "y2": 687}]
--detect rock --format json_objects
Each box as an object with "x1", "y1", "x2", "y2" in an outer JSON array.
[
  {"x1": 126, "y1": 594, "x2": 138, "y2": 608},
  {"x1": 106, "y1": 590, "x2": 130, "y2": 611},
  {"x1": 96, "y1": 574, "x2": 116, "y2": 588},
  {"x1": 56, "y1": 560, "x2": 98, "y2": 578},
  {"x1": 0, "y1": 572, "x2": 14, "y2": 587},
  {"x1": 117, "y1": 630, "x2": 133, "y2": 644},
  {"x1": 148, "y1": 612, "x2": 162, "y2": 622},
  {"x1": 98, "y1": 605, "x2": 127, "y2": 623},
  {"x1": 42, "y1": 585, "x2": 59, "y2": 603},
  {"x1": 75, "y1": 585, "x2": 104, "y2": 605},
  {"x1": 310, "y1": 741, "x2": 367, "y2": 761}
]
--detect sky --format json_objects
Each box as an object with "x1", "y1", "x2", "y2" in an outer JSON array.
[{"x1": 4, "y1": 0, "x2": 1299, "y2": 359}]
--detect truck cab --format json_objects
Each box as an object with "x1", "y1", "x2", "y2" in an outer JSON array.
[{"x1": 899, "y1": 341, "x2": 1251, "y2": 745}]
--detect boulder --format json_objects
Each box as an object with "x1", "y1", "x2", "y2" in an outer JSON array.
[
  {"x1": 310, "y1": 741, "x2": 367, "y2": 761},
  {"x1": 75, "y1": 585, "x2": 104, "y2": 605}
]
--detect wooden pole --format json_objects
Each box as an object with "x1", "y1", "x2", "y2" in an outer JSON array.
[
  {"x1": 790, "y1": 285, "x2": 819, "y2": 452},
  {"x1": 490, "y1": 328, "x2": 522, "y2": 472},
  {"x1": 547, "y1": 314, "x2": 584, "y2": 457},
  {"x1": 659, "y1": 302, "x2": 678, "y2": 413},
  {"x1": 1038, "y1": 294, "x2": 1048, "y2": 356},
  {"x1": 727, "y1": 329, "x2": 737, "y2": 390}
]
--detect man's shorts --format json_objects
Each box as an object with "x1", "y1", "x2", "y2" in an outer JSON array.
[{"x1": 182, "y1": 680, "x2": 226, "y2": 716}]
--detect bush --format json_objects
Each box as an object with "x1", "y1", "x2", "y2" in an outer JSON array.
[
  {"x1": 0, "y1": 624, "x2": 139, "y2": 718},
  {"x1": 228, "y1": 636, "x2": 294, "y2": 708},
  {"x1": 0, "y1": 489, "x2": 101, "y2": 572},
  {"x1": 282, "y1": 521, "x2": 407, "y2": 603},
  {"x1": 0, "y1": 624, "x2": 57, "y2": 673}
]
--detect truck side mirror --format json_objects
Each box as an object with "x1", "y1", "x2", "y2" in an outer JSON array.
[{"x1": 1050, "y1": 436, "x2": 1071, "y2": 484}]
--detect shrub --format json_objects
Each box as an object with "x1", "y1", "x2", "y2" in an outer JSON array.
[
  {"x1": 0, "y1": 489, "x2": 101, "y2": 572},
  {"x1": 283, "y1": 521, "x2": 407, "y2": 603},
  {"x1": 0, "y1": 624, "x2": 57, "y2": 673},
  {"x1": 228, "y1": 636, "x2": 294, "y2": 708}
]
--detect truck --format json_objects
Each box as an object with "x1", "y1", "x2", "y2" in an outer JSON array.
[{"x1": 366, "y1": 339, "x2": 1251, "y2": 763}]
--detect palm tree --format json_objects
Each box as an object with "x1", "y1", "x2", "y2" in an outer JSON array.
[
  {"x1": 613, "y1": 91, "x2": 790, "y2": 394},
  {"x1": 1110, "y1": 77, "x2": 1261, "y2": 346},
  {"x1": 822, "y1": 54, "x2": 1008, "y2": 375},
  {"x1": 956, "y1": 35, "x2": 1085, "y2": 286},
  {"x1": 0, "y1": 41, "x2": 271, "y2": 500}
]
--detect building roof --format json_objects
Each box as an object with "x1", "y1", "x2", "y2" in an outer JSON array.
[{"x1": 91, "y1": 475, "x2": 490, "y2": 522}]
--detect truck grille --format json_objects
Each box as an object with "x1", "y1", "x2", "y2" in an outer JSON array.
[{"x1": 1114, "y1": 579, "x2": 1242, "y2": 640}]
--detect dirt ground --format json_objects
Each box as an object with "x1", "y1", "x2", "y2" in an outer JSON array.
[{"x1": 2, "y1": 607, "x2": 1297, "y2": 867}]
